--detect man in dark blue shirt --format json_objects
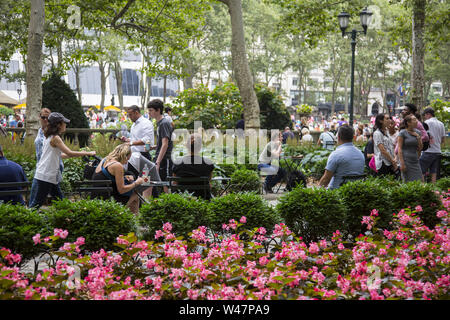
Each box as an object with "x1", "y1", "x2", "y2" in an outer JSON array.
[{"x1": 0, "y1": 145, "x2": 28, "y2": 205}]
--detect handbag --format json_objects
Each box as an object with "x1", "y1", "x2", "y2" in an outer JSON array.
[
  {"x1": 83, "y1": 156, "x2": 101, "y2": 180},
  {"x1": 369, "y1": 156, "x2": 377, "y2": 172}
]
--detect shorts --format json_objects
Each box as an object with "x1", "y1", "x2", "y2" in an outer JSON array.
[
  {"x1": 157, "y1": 158, "x2": 173, "y2": 181},
  {"x1": 420, "y1": 152, "x2": 440, "y2": 174}
]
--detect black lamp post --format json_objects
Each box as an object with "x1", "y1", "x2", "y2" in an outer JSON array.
[
  {"x1": 17, "y1": 87, "x2": 22, "y2": 103},
  {"x1": 338, "y1": 7, "x2": 372, "y2": 127}
]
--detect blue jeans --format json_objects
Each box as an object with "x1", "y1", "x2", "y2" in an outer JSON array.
[
  {"x1": 257, "y1": 163, "x2": 285, "y2": 189},
  {"x1": 29, "y1": 178, "x2": 64, "y2": 209}
]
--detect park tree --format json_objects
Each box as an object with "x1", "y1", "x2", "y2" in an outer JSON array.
[
  {"x1": 217, "y1": 0, "x2": 261, "y2": 129},
  {"x1": 321, "y1": 34, "x2": 349, "y2": 115},
  {"x1": 26, "y1": 0, "x2": 45, "y2": 138},
  {"x1": 243, "y1": 0, "x2": 289, "y2": 85}
]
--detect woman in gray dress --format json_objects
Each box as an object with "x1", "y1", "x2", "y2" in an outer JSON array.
[{"x1": 398, "y1": 114, "x2": 423, "y2": 182}]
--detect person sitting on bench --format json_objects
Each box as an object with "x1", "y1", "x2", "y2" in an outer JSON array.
[
  {"x1": 0, "y1": 144, "x2": 28, "y2": 205},
  {"x1": 172, "y1": 133, "x2": 215, "y2": 200},
  {"x1": 92, "y1": 144, "x2": 148, "y2": 214}
]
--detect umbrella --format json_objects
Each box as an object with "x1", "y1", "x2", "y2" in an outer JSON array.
[
  {"x1": 104, "y1": 105, "x2": 121, "y2": 112},
  {"x1": 13, "y1": 103, "x2": 26, "y2": 109},
  {"x1": 87, "y1": 105, "x2": 101, "y2": 112},
  {"x1": 0, "y1": 90, "x2": 19, "y2": 105}
]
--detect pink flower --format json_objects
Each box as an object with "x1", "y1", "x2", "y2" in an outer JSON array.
[
  {"x1": 437, "y1": 210, "x2": 447, "y2": 218},
  {"x1": 309, "y1": 243, "x2": 320, "y2": 254},
  {"x1": 257, "y1": 227, "x2": 266, "y2": 235},
  {"x1": 154, "y1": 230, "x2": 164, "y2": 239},
  {"x1": 338, "y1": 243, "x2": 345, "y2": 250},
  {"x1": 239, "y1": 216, "x2": 247, "y2": 224},
  {"x1": 54, "y1": 228, "x2": 68, "y2": 239},
  {"x1": 162, "y1": 222, "x2": 172, "y2": 232},
  {"x1": 383, "y1": 230, "x2": 394, "y2": 240},
  {"x1": 415, "y1": 205, "x2": 423, "y2": 212},
  {"x1": 259, "y1": 256, "x2": 269, "y2": 266},
  {"x1": 32, "y1": 234, "x2": 41, "y2": 245},
  {"x1": 74, "y1": 237, "x2": 85, "y2": 246}
]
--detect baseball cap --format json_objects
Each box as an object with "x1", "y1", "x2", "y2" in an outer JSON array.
[
  {"x1": 423, "y1": 107, "x2": 435, "y2": 116},
  {"x1": 48, "y1": 112, "x2": 70, "y2": 125}
]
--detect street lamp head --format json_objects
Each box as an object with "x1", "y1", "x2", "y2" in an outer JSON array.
[
  {"x1": 360, "y1": 7, "x2": 373, "y2": 34},
  {"x1": 338, "y1": 12, "x2": 350, "y2": 36},
  {"x1": 17, "y1": 88, "x2": 22, "y2": 96}
]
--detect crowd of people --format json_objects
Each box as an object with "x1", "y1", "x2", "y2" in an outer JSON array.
[
  {"x1": 317, "y1": 103, "x2": 446, "y2": 190},
  {"x1": 0, "y1": 100, "x2": 447, "y2": 208},
  {"x1": 259, "y1": 103, "x2": 446, "y2": 192},
  {"x1": 0, "y1": 100, "x2": 212, "y2": 215}
]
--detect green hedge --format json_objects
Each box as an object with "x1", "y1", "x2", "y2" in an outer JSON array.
[
  {"x1": 436, "y1": 177, "x2": 450, "y2": 192},
  {"x1": 338, "y1": 177, "x2": 392, "y2": 237},
  {"x1": 276, "y1": 187, "x2": 347, "y2": 242},
  {"x1": 139, "y1": 193, "x2": 211, "y2": 240},
  {"x1": 0, "y1": 204, "x2": 48, "y2": 262},
  {"x1": 388, "y1": 181, "x2": 443, "y2": 228},
  {"x1": 42, "y1": 198, "x2": 137, "y2": 252},
  {"x1": 229, "y1": 169, "x2": 261, "y2": 193},
  {"x1": 208, "y1": 192, "x2": 281, "y2": 233}
]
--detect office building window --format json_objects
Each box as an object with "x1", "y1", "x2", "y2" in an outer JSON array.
[
  {"x1": 292, "y1": 78, "x2": 298, "y2": 86},
  {"x1": 68, "y1": 67, "x2": 101, "y2": 94},
  {"x1": 122, "y1": 69, "x2": 140, "y2": 96},
  {"x1": 0, "y1": 61, "x2": 20, "y2": 91}
]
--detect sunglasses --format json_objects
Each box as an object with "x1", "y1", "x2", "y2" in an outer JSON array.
[{"x1": 40, "y1": 116, "x2": 48, "y2": 120}]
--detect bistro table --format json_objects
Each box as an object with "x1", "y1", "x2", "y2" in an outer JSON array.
[{"x1": 133, "y1": 181, "x2": 170, "y2": 204}]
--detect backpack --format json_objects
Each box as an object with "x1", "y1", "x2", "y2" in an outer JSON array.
[
  {"x1": 286, "y1": 170, "x2": 307, "y2": 191},
  {"x1": 421, "y1": 122, "x2": 431, "y2": 151},
  {"x1": 83, "y1": 156, "x2": 102, "y2": 180}
]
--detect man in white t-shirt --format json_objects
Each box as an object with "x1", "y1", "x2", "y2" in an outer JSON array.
[
  {"x1": 122, "y1": 105, "x2": 161, "y2": 198},
  {"x1": 419, "y1": 107, "x2": 446, "y2": 183}
]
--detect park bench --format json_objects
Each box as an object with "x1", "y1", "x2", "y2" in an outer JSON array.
[
  {"x1": 167, "y1": 176, "x2": 213, "y2": 200},
  {"x1": 0, "y1": 181, "x2": 32, "y2": 204},
  {"x1": 72, "y1": 180, "x2": 113, "y2": 200}
]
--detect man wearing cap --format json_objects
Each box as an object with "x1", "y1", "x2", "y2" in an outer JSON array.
[
  {"x1": 0, "y1": 144, "x2": 28, "y2": 205},
  {"x1": 122, "y1": 105, "x2": 160, "y2": 198},
  {"x1": 419, "y1": 107, "x2": 446, "y2": 183}
]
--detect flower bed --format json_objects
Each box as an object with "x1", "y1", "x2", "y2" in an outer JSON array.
[{"x1": 1, "y1": 193, "x2": 449, "y2": 300}]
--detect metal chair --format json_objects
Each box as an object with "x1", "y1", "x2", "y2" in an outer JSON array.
[{"x1": 339, "y1": 174, "x2": 367, "y2": 186}]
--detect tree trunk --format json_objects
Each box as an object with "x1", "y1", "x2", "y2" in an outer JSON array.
[
  {"x1": 146, "y1": 76, "x2": 152, "y2": 107},
  {"x1": 25, "y1": 0, "x2": 45, "y2": 139},
  {"x1": 99, "y1": 62, "x2": 109, "y2": 109},
  {"x1": 182, "y1": 55, "x2": 195, "y2": 90},
  {"x1": 219, "y1": 0, "x2": 260, "y2": 129},
  {"x1": 75, "y1": 64, "x2": 82, "y2": 102},
  {"x1": 163, "y1": 75, "x2": 167, "y2": 103},
  {"x1": 411, "y1": 0, "x2": 426, "y2": 111},
  {"x1": 114, "y1": 61, "x2": 124, "y2": 108}
]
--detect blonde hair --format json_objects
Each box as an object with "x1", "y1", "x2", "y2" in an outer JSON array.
[
  {"x1": 301, "y1": 128, "x2": 310, "y2": 135},
  {"x1": 104, "y1": 143, "x2": 131, "y2": 164}
]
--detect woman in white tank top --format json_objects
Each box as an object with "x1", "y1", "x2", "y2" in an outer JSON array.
[{"x1": 29, "y1": 112, "x2": 96, "y2": 208}]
